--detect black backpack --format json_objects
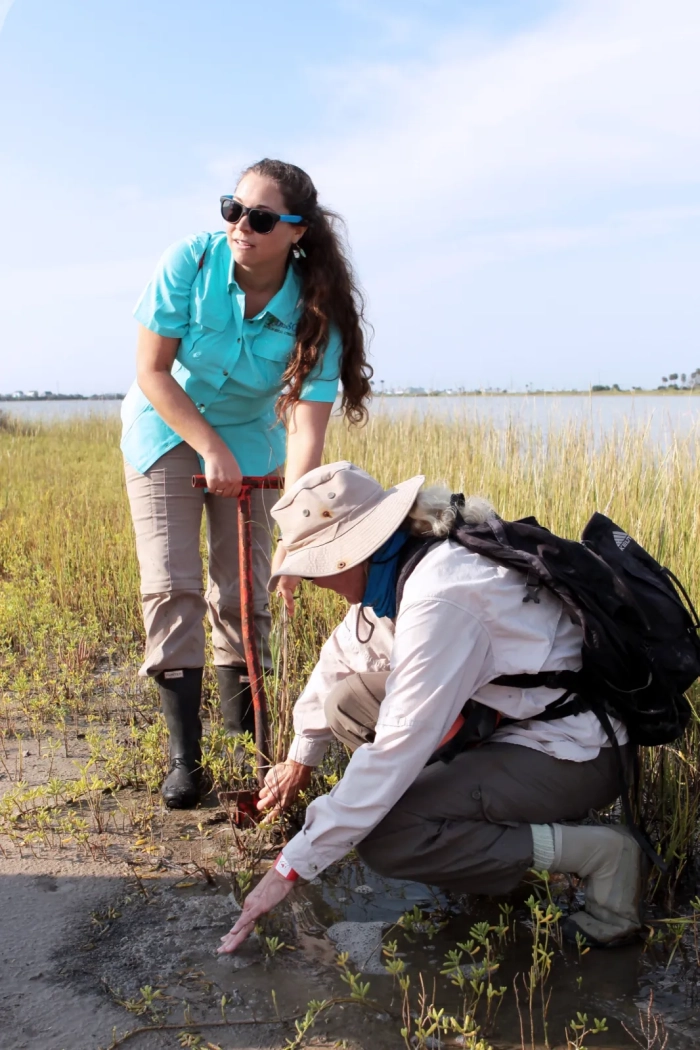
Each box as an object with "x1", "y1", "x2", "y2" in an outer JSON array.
[{"x1": 396, "y1": 510, "x2": 700, "y2": 867}]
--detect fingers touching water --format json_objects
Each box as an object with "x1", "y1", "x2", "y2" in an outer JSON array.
[{"x1": 218, "y1": 868, "x2": 295, "y2": 953}]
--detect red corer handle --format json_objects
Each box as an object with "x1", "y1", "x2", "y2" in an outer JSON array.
[
  {"x1": 192, "y1": 474, "x2": 284, "y2": 491},
  {"x1": 192, "y1": 470, "x2": 283, "y2": 787}
]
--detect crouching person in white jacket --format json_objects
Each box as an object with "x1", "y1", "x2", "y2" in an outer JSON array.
[{"x1": 218, "y1": 461, "x2": 644, "y2": 956}]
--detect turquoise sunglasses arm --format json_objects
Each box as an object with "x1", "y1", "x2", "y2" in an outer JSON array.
[{"x1": 220, "y1": 195, "x2": 303, "y2": 223}]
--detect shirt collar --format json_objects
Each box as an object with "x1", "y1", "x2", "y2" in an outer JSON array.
[{"x1": 228, "y1": 259, "x2": 302, "y2": 325}]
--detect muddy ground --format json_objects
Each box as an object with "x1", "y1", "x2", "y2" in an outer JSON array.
[
  {"x1": 0, "y1": 718, "x2": 414, "y2": 1050},
  {"x1": 0, "y1": 817, "x2": 404, "y2": 1050},
  {"x1": 2, "y1": 730, "x2": 700, "y2": 1050}
]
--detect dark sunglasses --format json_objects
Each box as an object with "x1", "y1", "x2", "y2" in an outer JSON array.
[{"x1": 220, "y1": 196, "x2": 303, "y2": 235}]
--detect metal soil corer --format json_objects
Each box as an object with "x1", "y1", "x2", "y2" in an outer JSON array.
[{"x1": 192, "y1": 473, "x2": 283, "y2": 808}]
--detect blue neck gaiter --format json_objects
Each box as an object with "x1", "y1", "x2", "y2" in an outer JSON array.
[{"x1": 361, "y1": 529, "x2": 410, "y2": 620}]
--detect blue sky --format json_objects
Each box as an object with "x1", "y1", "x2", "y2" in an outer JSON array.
[{"x1": 0, "y1": 0, "x2": 698, "y2": 393}]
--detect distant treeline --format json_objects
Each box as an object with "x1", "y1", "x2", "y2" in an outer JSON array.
[{"x1": 0, "y1": 394, "x2": 125, "y2": 401}]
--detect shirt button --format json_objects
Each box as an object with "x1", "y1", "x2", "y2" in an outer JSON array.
[
  {"x1": 223, "y1": 370, "x2": 229, "y2": 376},
  {"x1": 192, "y1": 351, "x2": 202, "y2": 358},
  {"x1": 197, "y1": 404, "x2": 205, "y2": 413},
  {"x1": 237, "y1": 337, "x2": 241, "y2": 343},
  {"x1": 471, "y1": 789, "x2": 481, "y2": 801}
]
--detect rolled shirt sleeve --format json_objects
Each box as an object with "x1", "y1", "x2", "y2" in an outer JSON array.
[
  {"x1": 133, "y1": 233, "x2": 210, "y2": 339},
  {"x1": 299, "y1": 325, "x2": 342, "y2": 403},
  {"x1": 282, "y1": 599, "x2": 494, "y2": 881}
]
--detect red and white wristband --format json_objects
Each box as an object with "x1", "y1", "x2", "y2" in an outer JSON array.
[{"x1": 274, "y1": 853, "x2": 299, "y2": 882}]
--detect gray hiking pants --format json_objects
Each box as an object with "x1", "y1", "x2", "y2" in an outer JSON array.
[{"x1": 325, "y1": 671, "x2": 628, "y2": 896}]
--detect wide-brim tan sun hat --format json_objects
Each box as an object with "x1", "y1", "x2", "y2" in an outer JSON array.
[{"x1": 267, "y1": 461, "x2": 425, "y2": 591}]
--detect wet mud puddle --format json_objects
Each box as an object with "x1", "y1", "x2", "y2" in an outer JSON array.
[
  {"x1": 299, "y1": 862, "x2": 700, "y2": 1049},
  {"x1": 53, "y1": 862, "x2": 700, "y2": 1049}
]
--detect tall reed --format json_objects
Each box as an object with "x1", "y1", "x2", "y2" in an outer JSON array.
[{"x1": 1, "y1": 410, "x2": 698, "y2": 870}]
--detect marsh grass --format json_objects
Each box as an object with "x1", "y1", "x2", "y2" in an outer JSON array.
[
  {"x1": 1, "y1": 412, "x2": 700, "y2": 864},
  {"x1": 2, "y1": 411, "x2": 700, "y2": 1046}
]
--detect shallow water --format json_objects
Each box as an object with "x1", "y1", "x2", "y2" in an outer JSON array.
[
  {"x1": 299, "y1": 860, "x2": 700, "y2": 1049},
  {"x1": 42, "y1": 851, "x2": 699, "y2": 1050},
  {"x1": 3, "y1": 393, "x2": 700, "y2": 448}
]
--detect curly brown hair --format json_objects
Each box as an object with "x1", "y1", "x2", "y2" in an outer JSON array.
[{"x1": 239, "y1": 159, "x2": 373, "y2": 425}]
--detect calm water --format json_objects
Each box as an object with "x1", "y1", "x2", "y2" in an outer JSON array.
[
  {"x1": 3, "y1": 394, "x2": 700, "y2": 445},
  {"x1": 302, "y1": 860, "x2": 699, "y2": 1048},
  {"x1": 371, "y1": 393, "x2": 700, "y2": 447}
]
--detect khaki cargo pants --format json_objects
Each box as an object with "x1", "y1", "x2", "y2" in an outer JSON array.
[
  {"x1": 124, "y1": 442, "x2": 278, "y2": 676},
  {"x1": 326, "y1": 672, "x2": 627, "y2": 896}
]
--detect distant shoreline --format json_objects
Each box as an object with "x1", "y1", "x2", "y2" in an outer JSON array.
[
  {"x1": 371, "y1": 388, "x2": 700, "y2": 397},
  {"x1": 0, "y1": 395, "x2": 125, "y2": 402},
  {"x1": 2, "y1": 389, "x2": 699, "y2": 403}
]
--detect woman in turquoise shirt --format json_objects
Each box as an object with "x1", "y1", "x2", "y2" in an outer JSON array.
[{"x1": 121, "y1": 158, "x2": 372, "y2": 808}]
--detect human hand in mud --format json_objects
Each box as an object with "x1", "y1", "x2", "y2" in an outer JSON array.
[
  {"x1": 257, "y1": 760, "x2": 313, "y2": 821},
  {"x1": 217, "y1": 867, "x2": 295, "y2": 953}
]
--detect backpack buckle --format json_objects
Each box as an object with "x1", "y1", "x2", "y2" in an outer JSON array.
[{"x1": 523, "y1": 570, "x2": 542, "y2": 604}]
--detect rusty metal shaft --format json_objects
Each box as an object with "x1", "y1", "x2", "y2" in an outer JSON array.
[{"x1": 192, "y1": 473, "x2": 283, "y2": 788}]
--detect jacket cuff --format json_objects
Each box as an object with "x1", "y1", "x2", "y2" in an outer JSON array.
[
  {"x1": 274, "y1": 853, "x2": 299, "y2": 881},
  {"x1": 281, "y1": 831, "x2": 327, "y2": 882}
]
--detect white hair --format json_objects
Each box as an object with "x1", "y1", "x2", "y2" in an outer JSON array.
[{"x1": 405, "y1": 484, "x2": 496, "y2": 538}]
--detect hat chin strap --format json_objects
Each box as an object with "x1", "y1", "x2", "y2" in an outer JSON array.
[{"x1": 355, "y1": 605, "x2": 376, "y2": 644}]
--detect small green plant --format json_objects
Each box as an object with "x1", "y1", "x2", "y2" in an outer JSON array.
[
  {"x1": 236, "y1": 869, "x2": 253, "y2": 895},
  {"x1": 336, "y1": 952, "x2": 372, "y2": 1003},
  {"x1": 118, "y1": 984, "x2": 166, "y2": 1018},
  {"x1": 283, "y1": 998, "x2": 331, "y2": 1050},
  {"x1": 565, "y1": 1012, "x2": 608, "y2": 1049},
  {"x1": 396, "y1": 903, "x2": 446, "y2": 942},
  {"x1": 382, "y1": 939, "x2": 407, "y2": 983},
  {"x1": 178, "y1": 1033, "x2": 204, "y2": 1049},
  {"x1": 263, "y1": 934, "x2": 287, "y2": 957}
]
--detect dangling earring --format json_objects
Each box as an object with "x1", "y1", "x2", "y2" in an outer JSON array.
[{"x1": 292, "y1": 244, "x2": 306, "y2": 260}]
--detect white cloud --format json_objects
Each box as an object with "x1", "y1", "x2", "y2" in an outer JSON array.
[
  {"x1": 276, "y1": 0, "x2": 700, "y2": 388},
  {"x1": 299, "y1": 0, "x2": 700, "y2": 250}
]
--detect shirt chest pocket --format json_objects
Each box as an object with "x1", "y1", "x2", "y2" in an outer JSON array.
[
  {"x1": 189, "y1": 295, "x2": 231, "y2": 334},
  {"x1": 248, "y1": 330, "x2": 296, "y2": 388},
  {"x1": 251, "y1": 329, "x2": 296, "y2": 362},
  {"x1": 183, "y1": 296, "x2": 234, "y2": 365}
]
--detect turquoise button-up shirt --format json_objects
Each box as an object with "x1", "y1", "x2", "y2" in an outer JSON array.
[{"x1": 120, "y1": 231, "x2": 341, "y2": 475}]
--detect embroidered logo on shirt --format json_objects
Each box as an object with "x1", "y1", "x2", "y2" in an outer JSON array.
[
  {"x1": 612, "y1": 530, "x2": 631, "y2": 550},
  {"x1": 264, "y1": 317, "x2": 296, "y2": 335}
]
